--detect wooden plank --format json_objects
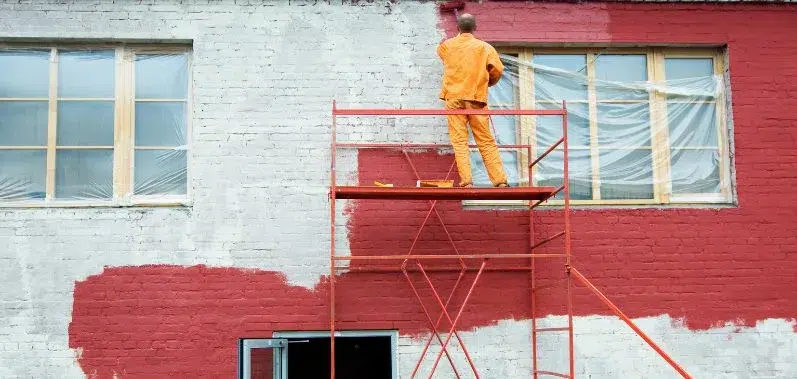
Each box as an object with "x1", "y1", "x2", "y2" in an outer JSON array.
[
  {"x1": 182, "y1": 48, "x2": 193, "y2": 202},
  {"x1": 531, "y1": 47, "x2": 648, "y2": 55},
  {"x1": 334, "y1": 108, "x2": 565, "y2": 116},
  {"x1": 0, "y1": 42, "x2": 187, "y2": 51},
  {"x1": 595, "y1": 145, "x2": 653, "y2": 150},
  {"x1": 650, "y1": 49, "x2": 672, "y2": 204},
  {"x1": 129, "y1": 45, "x2": 191, "y2": 54},
  {"x1": 670, "y1": 146, "x2": 722, "y2": 150},
  {"x1": 666, "y1": 100, "x2": 716, "y2": 104},
  {"x1": 519, "y1": 49, "x2": 533, "y2": 193},
  {"x1": 0, "y1": 98, "x2": 50, "y2": 101},
  {"x1": 57, "y1": 97, "x2": 115, "y2": 101},
  {"x1": 527, "y1": 50, "x2": 539, "y2": 187},
  {"x1": 659, "y1": 47, "x2": 722, "y2": 57},
  {"x1": 714, "y1": 50, "x2": 732, "y2": 202},
  {"x1": 536, "y1": 100, "x2": 589, "y2": 104},
  {"x1": 122, "y1": 49, "x2": 134, "y2": 198},
  {"x1": 113, "y1": 47, "x2": 133, "y2": 200},
  {"x1": 669, "y1": 193, "x2": 730, "y2": 204},
  {"x1": 112, "y1": 47, "x2": 123, "y2": 199},
  {"x1": 595, "y1": 100, "x2": 651, "y2": 104},
  {"x1": 587, "y1": 50, "x2": 601, "y2": 200},
  {"x1": 335, "y1": 186, "x2": 559, "y2": 201},
  {"x1": 56, "y1": 146, "x2": 113, "y2": 149},
  {"x1": 45, "y1": 48, "x2": 58, "y2": 200},
  {"x1": 538, "y1": 198, "x2": 659, "y2": 206}
]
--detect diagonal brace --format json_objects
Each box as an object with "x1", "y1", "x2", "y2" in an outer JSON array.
[
  {"x1": 403, "y1": 265, "x2": 463, "y2": 379},
  {"x1": 416, "y1": 262, "x2": 480, "y2": 378},
  {"x1": 569, "y1": 266, "x2": 693, "y2": 379},
  {"x1": 411, "y1": 268, "x2": 468, "y2": 378},
  {"x1": 427, "y1": 259, "x2": 487, "y2": 378}
]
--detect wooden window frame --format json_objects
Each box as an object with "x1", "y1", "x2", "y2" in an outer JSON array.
[
  {"x1": 465, "y1": 46, "x2": 733, "y2": 208},
  {"x1": 0, "y1": 43, "x2": 192, "y2": 208}
]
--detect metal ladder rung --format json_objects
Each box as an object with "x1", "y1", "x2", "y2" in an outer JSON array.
[
  {"x1": 535, "y1": 370, "x2": 570, "y2": 378},
  {"x1": 534, "y1": 327, "x2": 570, "y2": 332}
]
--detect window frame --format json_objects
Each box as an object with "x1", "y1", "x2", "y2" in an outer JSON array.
[
  {"x1": 0, "y1": 42, "x2": 193, "y2": 208},
  {"x1": 465, "y1": 46, "x2": 733, "y2": 208},
  {"x1": 238, "y1": 338, "x2": 288, "y2": 379}
]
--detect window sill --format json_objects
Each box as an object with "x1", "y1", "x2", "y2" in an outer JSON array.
[
  {"x1": 0, "y1": 196, "x2": 191, "y2": 209},
  {"x1": 462, "y1": 195, "x2": 736, "y2": 209}
]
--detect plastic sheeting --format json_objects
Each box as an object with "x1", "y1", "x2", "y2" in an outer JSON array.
[
  {"x1": 0, "y1": 48, "x2": 189, "y2": 202},
  {"x1": 471, "y1": 53, "x2": 726, "y2": 201},
  {"x1": 133, "y1": 52, "x2": 189, "y2": 197}
]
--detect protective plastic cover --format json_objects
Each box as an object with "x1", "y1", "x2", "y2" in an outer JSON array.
[
  {"x1": 471, "y1": 53, "x2": 727, "y2": 202},
  {"x1": 0, "y1": 48, "x2": 188, "y2": 203},
  {"x1": 3, "y1": 48, "x2": 725, "y2": 204}
]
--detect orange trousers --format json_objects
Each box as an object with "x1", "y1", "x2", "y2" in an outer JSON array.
[{"x1": 445, "y1": 99, "x2": 508, "y2": 187}]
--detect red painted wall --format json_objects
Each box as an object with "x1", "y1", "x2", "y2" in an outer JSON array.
[
  {"x1": 426, "y1": 0, "x2": 797, "y2": 329},
  {"x1": 69, "y1": 2, "x2": 797, "y2": 377}
]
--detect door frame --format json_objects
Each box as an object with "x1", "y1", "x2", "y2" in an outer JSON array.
[
  {"x1": 273, "y1": 329, "x2": 399, "y2": 379},
  {"x1": 238, "y1": 338, "x2": 289, "y2": 379}
]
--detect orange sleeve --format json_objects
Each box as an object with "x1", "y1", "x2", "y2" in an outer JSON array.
[
  {"x1": 486, "y1": 46, "x2": 504, "y2": 87},
  {"x1": 437, "y1": 42, "x2": 447, "y2": 61}
]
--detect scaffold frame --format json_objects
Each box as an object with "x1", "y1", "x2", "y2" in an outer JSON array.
[{"x1": 328, "y1": 100, "x2": 692, "y2": 379}]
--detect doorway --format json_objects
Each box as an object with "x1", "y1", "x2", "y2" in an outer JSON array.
[{"x1": 239, "y1": 330, "x2": 396, "y2": 379}]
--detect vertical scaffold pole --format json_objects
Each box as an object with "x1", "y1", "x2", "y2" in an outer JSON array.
[
  {"x1": 562, "y1": 100, "x2": 575, "y2": 379},
  {"x1": 529, "y1": 143, "x2": 538, "y2": 379},
  {"x1": 329, "y1": 100, "x2": 337, "y2": 379}
]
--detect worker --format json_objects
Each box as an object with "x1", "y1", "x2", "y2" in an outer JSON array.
[{"x1": 437, "y1": 13, "x2": 508, "y2": 188}]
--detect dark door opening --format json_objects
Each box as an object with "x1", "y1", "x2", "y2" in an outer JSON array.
[{"x1": 286, "y1": 336, "x2": 392, "y2": 379}]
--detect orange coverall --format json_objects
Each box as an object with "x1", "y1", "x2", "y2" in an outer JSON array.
[{"x1": 437, "y1": 33, "x2": 508, "y2": 187}]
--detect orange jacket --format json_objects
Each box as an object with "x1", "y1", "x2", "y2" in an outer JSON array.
[{"x1": 437, "y1": 33, "x2": 504, "y2": 104}]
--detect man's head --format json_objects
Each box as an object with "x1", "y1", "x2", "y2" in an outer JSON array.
[{"x1": 457, "y1": 13, "x2": 476, "y2": 34}]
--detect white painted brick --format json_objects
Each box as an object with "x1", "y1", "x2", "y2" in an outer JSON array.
[{"x1": 1, "y1": 0, "x2": 795, "y2": 378}]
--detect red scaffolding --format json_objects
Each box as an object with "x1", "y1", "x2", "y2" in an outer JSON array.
[{"x1": 328, "y1": 101, "x2": 692, "y2": 379}]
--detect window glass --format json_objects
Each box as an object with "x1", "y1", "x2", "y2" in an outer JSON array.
[
  {"x1": 57, "y1": 101, "x2": 114, "y2": 146},
  {"x1": 55, "y1": 149, "x2": 113, "y2": 199},
  {"x1": 58, "y1": 50, "x2": 115, "y2": 98},
  {"x1": 0, "y1": 101, "x2": 48, "y2": 146},
  {"x1": 133, "y1": 53, "x2": 189, "y2": 197},
  {"x1": 0, "y1": 50, "x2": 50, "y2": 98},
  {"x1": 0, "y1": 150, "x2": 46, "y2": 200}
]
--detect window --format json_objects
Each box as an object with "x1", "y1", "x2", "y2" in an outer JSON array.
[
  {"x1": 0, "y1": 45, "x2": 190, "y2": 206},
  {"x1": 469, "y1": 47, "x2": 733, "y2": 206}
]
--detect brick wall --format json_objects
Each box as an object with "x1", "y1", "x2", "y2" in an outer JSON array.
[
  {"x1": 1, "y1": 0, "x2": 796, "y2": 378},
  {"x1": 361, "y1": 1, "x2": 797, "y2": 377},
  {"x1": 351, "y1": 0, "x2": 797, "y2": 377},
  {"x1": 0, "y1": 1, "x2": 445, "y2": 378},
  {"x1": 428, "y1": 0, "x2": 797, "y2": 327}
]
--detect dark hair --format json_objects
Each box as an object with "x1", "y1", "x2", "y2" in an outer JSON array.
[{"x1": 457, "y1": 14, "x2": 476, "y2": 33}]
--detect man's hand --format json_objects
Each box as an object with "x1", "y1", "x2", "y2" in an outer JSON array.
[
  {"x1": 486, "y1": 47, "x2": 504, "y2": 87},
  {"x1": 488, "y1": 64, "x2": 501, "y2": 87}
]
